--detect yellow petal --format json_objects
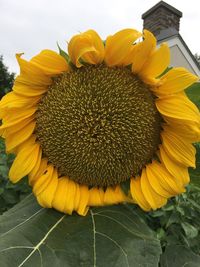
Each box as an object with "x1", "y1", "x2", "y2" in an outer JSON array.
[
  {"x1": 156, "y1": 93, "x2": 200, "y2": 124},
  {"x1": 164, "y1": 121, "x2": 200, "y2": 142},
  {"x1": 0, "y1": 128, "x2": 5, "y2": 138},
  {"x1": 139, "y1": 43, "x2": 170, "y2": 80},
  {"x1": 159, "y1": 145, "x2": 190, "y2": 186},
  {"x1": 88, "y1": 187, "x2": 104, "y2": 206},
  {"x1": 5, "y1": 120, "x2": 36, "y2": 152},
  {"x1": 178, "y1": 91, "x2": 199, "y2": 113},
  {"x1": 0, "y1": 107, "x2": 36, "y2": 129},
  {"x1": 63, "y1": 179, "x2": 77, "y2": 215},
  {"x1": 52, "y1": 177, "x2": 69, "y2": 213},
  {"x1": 104, "y1": 185, "x2": 127, "y2": 205},
  {"x1": 16, "y1": 54, "x2": 52, "y2": 86},
  {"x1": 31, "y1": 49, "x2": 69, "y2": 75},
  {"x1": 68, "y1": 30, "x2": 104, "y2": 67},
  {"x1": 76, "y1": 185, "x2": 89, "y2": 216},
  {"x1": 37, "y1": 169, "x2": 58, "y2": 208},
  {"x1": 29, "y1": 158, "x2": 48, "y2": 186},
  {"x1": 115, "y1": 185, "x2": 128, "y2": 202},
  {"x1": 161, "y1": 128, "x2": 196, "y2": 167},
  {"x1": 104, "y1": 187, "x2": 117, "y2": 204},
  {"x1": 132, "y1": 30, "x2": 156, "y2": 74},
  {"x1": 0, "y1": 92, "x2": 40, "y2": 118},
  {"x1": 32, "y1": 164, "x2": 54, "y2": 195},
  {"x1": 141, "y1": 168, "x2": 167, "y2": 210},
  {"x1": 121, "y1": 45, "x2": 136, "y2": 66},
  {"x1": 28, "y1": 149, "x2": 42, "y2": 182},
  {"x1": 153, "y1": 68, "x2": 199, "y2": 96},
  {"x1": 130, "y1": 176, "x2": 151, "y2": 211},
  {"x1": 104, "y1": 28, "x2": 142, "y2": 66},
  {"x1": 0, "y1": 116, "x2": 34, "y2": 136},
  {"x1": 81, "y1": 30, "x2": 105, "y2": 64},
  {"x1": 9, "y1": 136, "x2": 40, "y2": 183},
  {"x1": 74, "y1": 185, "x2": 81, "y2": 211},
  {"x1": 13, "y1": 83, "x2": 47, "y2": 97},
  {"x1": 146, "y1": 160, "x2": 185, "y2": 198}
]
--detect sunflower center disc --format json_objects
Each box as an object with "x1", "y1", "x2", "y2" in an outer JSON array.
[{"x1": 36, "y1": 64, "x2": 161, "y2": 187}]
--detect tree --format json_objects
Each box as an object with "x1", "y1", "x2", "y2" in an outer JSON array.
[{"x1": 0, "y1": 55, "x2": 15, "y2": 99}]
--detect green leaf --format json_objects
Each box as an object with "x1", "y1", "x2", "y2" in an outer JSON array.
[
  {"x1": 0, "y1": 195, "x2": 161, "y2": 267},
  {"x1": 160, "y1": 245, "x2": 200, "y2": 267},
  {"x1": 181, "y1": 222, "x2": 198, "y2": 239},
  {"x1": 2, "y1": 189, "x2": 18, "y2": 205},
  {"x1": 0, "y1": 165, "x2": 9, "y2": 179},
  {"x1": 186, "y1": 83, "x2": 200, "y2": 108},
  {"x1": 190, "y1": 143, "x2": 200, "y2": 187},
  {"x1": 57, "y1": 43, "x2": 69, "y2": 63},
  {"x1": 0, "y1": 188, "x2": 4, "y2": 195}
]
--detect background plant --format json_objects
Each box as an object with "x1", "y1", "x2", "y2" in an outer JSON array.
[
  {"x1": 0, "y1": 55, "x2": 15, "y2": 99},
  {"x1": 0, "y1": 138, "x2": 31, "y2": 214}
]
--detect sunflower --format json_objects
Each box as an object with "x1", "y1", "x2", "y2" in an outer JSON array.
[{"x1": 0, "y1": 28, "x2": 199, "y2": 216}]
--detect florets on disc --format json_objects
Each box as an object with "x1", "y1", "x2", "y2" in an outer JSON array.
[{"x1": 36, "y1": 64, "x2": 161, "y2": 187}]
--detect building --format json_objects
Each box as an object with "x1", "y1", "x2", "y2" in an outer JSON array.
[{"x1": 142, "y1": 1, "x2": 200, "y2": 76}]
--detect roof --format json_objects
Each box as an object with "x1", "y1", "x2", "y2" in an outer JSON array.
[
  {"x1": 142, "y1": 1, "x2": 182, "y2": 19},
  {"x1": 157, "y1": 29, "x2": 200, "y2": 72}
]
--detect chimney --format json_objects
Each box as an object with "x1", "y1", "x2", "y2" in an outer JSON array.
[{"x1": 141, "y1": 1, "x2": 182, "y2": 37}]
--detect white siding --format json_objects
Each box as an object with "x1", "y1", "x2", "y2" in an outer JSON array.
[{"x1": 158, "y1": 36, "x2": 200, "y2": 76}]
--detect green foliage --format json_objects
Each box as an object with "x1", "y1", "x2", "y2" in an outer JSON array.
[
  {"x1": 0, "y1": 55, "x2": 15, "y2": 99},
  {"x1": 190, "y1": 143, "x2": 200, "y2": 187},
  {"x1": 0, "y1": 195, "x2": 161, "y2": 267},
  {"x1": 147, "y1": 185, "x2": 200, "y2": 254},
  {"x1": 0, "y1": 138, "x2": 31, "y2": 214},
  {"x1": 160, "y1": 245, "x2": 200, "y2": 267},
  {"x1": 57, "y1": 43, "x2": 70, "y2": 63},
  {"x1": 186, "y1": 82, "x2": 200, "y2": 109},
  {"x1": 146, "y1": 142, "x2": 200, "y2": 262}
]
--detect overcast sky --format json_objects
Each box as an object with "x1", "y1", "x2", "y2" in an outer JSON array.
[{"x1": 0, "y1": 0, "x2": 199, "y2": 74}]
